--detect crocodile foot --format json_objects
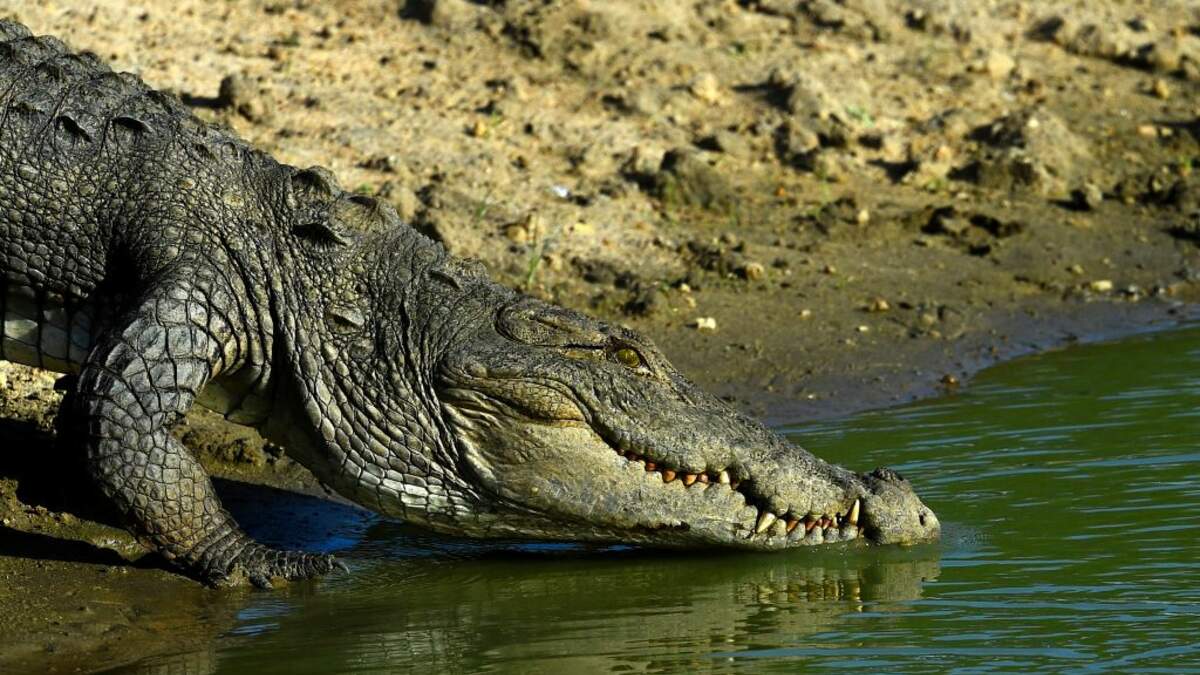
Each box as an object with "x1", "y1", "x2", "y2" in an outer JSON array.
[{"x1": 204, "y1": 544, "x2": 349, "y2": 589}]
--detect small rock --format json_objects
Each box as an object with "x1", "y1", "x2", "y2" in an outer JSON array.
[
  {"x1": 469, "y1": 120, "x2": 488, "y2": 138},
  {"x1": 855, "y1": 208, "x2": 871, "y2": 225},
  {"x1": 217, "y1": 74, "x2": 249, "y2": 108},
  {"x1": 867, "y1": 297, "x2": 890, "y2": 312},
  {"x1": 689, "y1": 72, "x2": 723, "y2": 105},
  {"x1": 392, "y1": 186, "x2": 422, "y2": 223},
  {"x1": 1089, "y1": 279, "x2": 1114, "y2": 292},
  {"x1": 1068, "y1": 263, "x2": 1085, "y2": 275},
  {"x1": 1074, "y1": 182, "x2": 1104, "y2": 210},
  {"x1": 1151, "y1": 78, "x2": 1171, "y2": 100},
  {"x1": 940, "y1": 374, "x2": 960, "y2": 387},
  {"x1": 1137, "y1": 124, "x2": 1159, "y2": 138},
  {"x1": 628, "y1": 142, "x2": 667, "y2": 174},
  {"x1": 692, "y1": 316, "x2": 718, "y2": 332},
  {"x1": 740, "y1": 262, "x2": 766, "y2": 281},
  {"x1": 984, "y1": 51, "x2": 1016, "y2": 79},
  {"x1": 799, "y1": 309, "x2": 813, "y2": 319},
  {"x1": 417, "y1": 0, "x2": 483, "y2": 30},
  {"x1": 856, "y1": 325, "x2": 870, "y2": 333},
  {"x1": 504, "y1": 223, "x2": 529, "y2": 244},
  {"x1": 218, "y1": 74, "x2": 270, "y2": 122},
  {"x1": 821, "y1": 264, "x2": 838, "y2": 275},
  {"x1": 654, "y1": 150, "x2": 736, "y2": 211},
  {"x1": 710, "y1": 130, "x2": 750, "y2": 158},
  {"x1": 918, "y1": 312, "x2": 939, "y2": 327}
]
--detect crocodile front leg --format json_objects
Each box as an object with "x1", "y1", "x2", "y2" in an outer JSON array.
[{"x1": 61, "y1": 284, "x2": 342, "y2": 587}]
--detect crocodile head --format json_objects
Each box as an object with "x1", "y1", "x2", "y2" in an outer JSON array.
[{"x1": 434, "y1": 295, "x2": 939, "y2": 549}]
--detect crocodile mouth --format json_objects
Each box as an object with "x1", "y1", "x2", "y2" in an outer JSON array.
[
  {"x1": 605, "y1": 442, "x2": 864, "y2": 545},
  {"x1": 437, "y1": 384, "x2": 868, "y2": 546}
]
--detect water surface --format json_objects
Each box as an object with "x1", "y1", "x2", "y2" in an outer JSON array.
[{"x1": 115, "y1": 327, "x2": 1200, "y2": 673}]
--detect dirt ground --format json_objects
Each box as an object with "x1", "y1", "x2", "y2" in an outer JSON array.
[{"x1": 1, "y1": 0, "x2": 1199, "y2": 671}]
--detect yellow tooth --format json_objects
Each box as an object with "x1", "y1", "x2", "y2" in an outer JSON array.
[
  {"x1": 698, "y1": 473, "x2": 710, "y2": 483},
  {"x1": 662, "y1": 470, "x2": 676, "y2": 482},
  {"x1": 805, "y1": 516, "x2": 817, "y2": 532},
  {"x1": 755, "y1": 512, "x2": 777, "y2": 534},
  {"x1": 849, "y1": 498, "x2": 860, "y2": 525},
  {"x1": 786, "y1": 518, "x2": 799, "y2": 533},
  {"x1": 683, "y1": 474, "x2": 697, "y2": 486},
  {"x1": 645, "y1": 461, "x2": 656, "y2": 471},
  {"x1": 718, "y1": 470, "x2": 731, "y2": 484}
]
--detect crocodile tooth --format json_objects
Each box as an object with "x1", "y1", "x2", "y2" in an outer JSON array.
[
  {"x1": 698, "y1": 473, "x2": 709, "y2": 483},
  {"x1": 718, "y1": 470, "x2": 731, "y2": 484},
  {"x1": 730, "y1": 481, "x2": 740, "y2": 490},
  {"x1": 645, "y1": 461, "x2": 657, "y2": 471},
  {"x1": 755, "y1": 511, "x2": 777, "y2": 534},
  {"x1": 821, "y1": 517, "x2": 832, "y2": 529},
  {"x1": 805, "y1": 517, "x2": 817, "y2": 532},
  {"x1": 662, "y1": 469, "x2": 676, "y2": 482},
  {"x1": 786, "y1": 518, "x2": 799, "y2": 533},
  {"x1": 849, "y1": 498, "x2": 860, "y2": 525},
  {"x1": 683, "y1": 474, "x2": 697, "y2": 486}
]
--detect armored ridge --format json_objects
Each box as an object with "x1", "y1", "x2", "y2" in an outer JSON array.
[{"x1": 0, "y1": 20, "x2": 937, "y2": 587}]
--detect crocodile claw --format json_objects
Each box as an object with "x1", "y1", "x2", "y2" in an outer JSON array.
[{"x1": 206, "y1": 546, "x2": 345, "y2": 588}]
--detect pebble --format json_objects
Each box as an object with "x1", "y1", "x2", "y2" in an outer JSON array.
[
  {"x1": 856, "y1": 325, "x2": 870, "y2": 333},
  {"x1": 741, "y1": 262, "x2": 766, "y2": 281},
  {"x1": 984, "y1": 51, "x2": 1016, "y2": 79},
  {"x1": 711, "y1": 130, "x2": 750, "y2": 158},
  {"x1": 867, "y1": 297, "x2": 890, "y2": 312},
  {"x1": 692, "y1": 316, "x2": 718, "y2": 332},
  {"x1": 855, "y1": 208, "x2": 871, "y2": 225},
  {"x1": 426, "y1": 0, "x2": 481, "y2": 30},
  {"x1": 1068, "y1": 264, "x2": 1085, "y2": 275},
  {"x1": 1137, "y1": 124, "x2": 1159, "y2": 138},
  {"x1": 504, "y1": 223, "x2": 529, "y2": 244},
  {"x1": 218, "y1": 74, "x2": 270, "y2": 122},
  {"x1": 1089, "y1": 279, "x2": 1114, "y2": 292},
  {"x1": 1151, "y1": 78, "x2": 1171, "y2": 100},
  {"x1": 1076, "y1": 182, "x2": 1104, "y2": 210},
  {"x1": 689, "y1": 72, "x2": 723, "y2": 105},
  {"x1": 799, "y1": 309, "x2": 813, "y2": 319}
]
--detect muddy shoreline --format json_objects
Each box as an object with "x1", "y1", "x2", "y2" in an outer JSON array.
[{"x1": 2, "y1": 0, "x2": 1199, "y2": 671}]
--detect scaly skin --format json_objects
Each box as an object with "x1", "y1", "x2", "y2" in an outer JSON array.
[{"x1": 0, "y1": 21, "x2": 939, "y2": 586}]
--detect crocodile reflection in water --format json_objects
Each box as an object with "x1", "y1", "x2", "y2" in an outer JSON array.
[{"x1": 131, "y1": 520, "x2": 941, "y2": 674}]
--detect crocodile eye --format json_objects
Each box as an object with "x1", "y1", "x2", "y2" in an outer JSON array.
[{"x1": 614, "y1": 347, "x2": 643, "y2": 369}]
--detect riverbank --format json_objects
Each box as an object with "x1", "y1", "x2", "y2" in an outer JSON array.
[{"x1": 1, "y1": 0, "x2": 1198, "y2": 671}]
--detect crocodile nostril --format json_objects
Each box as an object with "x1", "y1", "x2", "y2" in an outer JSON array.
[{"x1": 919, "y1": 513, "x2": 927, "y2": 526}]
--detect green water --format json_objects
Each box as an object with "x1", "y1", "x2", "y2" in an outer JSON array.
[{"x1": 116, "y1": 328, "x2": 1200, "y2": 673}]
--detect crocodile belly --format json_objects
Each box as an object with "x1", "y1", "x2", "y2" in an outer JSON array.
[{"x1": 1, "y1": 282, "x2": 94, "y2": 374}]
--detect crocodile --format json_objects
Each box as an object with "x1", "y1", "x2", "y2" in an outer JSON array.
[{"x1": 0, "y1": 20, "x2": 939, "y2": 586}]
